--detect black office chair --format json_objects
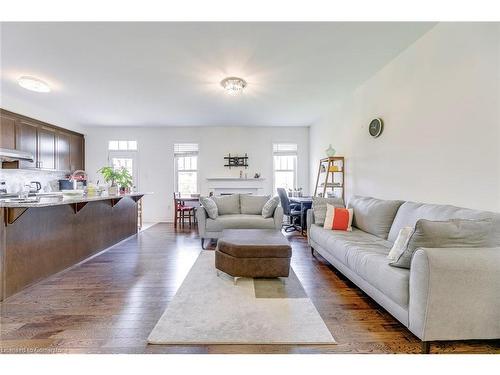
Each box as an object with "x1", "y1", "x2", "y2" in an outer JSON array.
[{"x1": 277, "y1": 188, "x2": 302, "y2": 232}]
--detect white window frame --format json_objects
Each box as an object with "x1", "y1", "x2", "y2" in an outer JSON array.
[
  {"x1": 174, "y1": 143, "x2": 199, "y2": 195},
  {"x1": 272, "y1": 143, "x2": 298, "y2": 193},
  {"x1": 108, "y1": 140, "x2": 137, "y2": 151}
]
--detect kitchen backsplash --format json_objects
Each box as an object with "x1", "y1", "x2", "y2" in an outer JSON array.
[{"x1": 0, "y1": 169, "x2": 67, "y2": 194}]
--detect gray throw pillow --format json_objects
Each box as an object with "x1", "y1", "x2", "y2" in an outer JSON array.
[
  {"x1": 211, "y1": 194, "x2": 240, "y2": 215},
  {"x1": 262, "y1": 196, "x2": 280, "y2": 218},
  {"x1": 390, "y1": 218, "x2": 493, "y2": 269},
  {"x1": 200, "y1": 197, "x2": 218, "y2": 219},
  {"x1": 241, "y1": 194, "x2": 270, "y2": 215},
  {"x1": 348, "y1": 196, "x2": 404, "y2": 239},
  {"x1": 312, "y1": 196, "x2": 345, "y2": 225}
]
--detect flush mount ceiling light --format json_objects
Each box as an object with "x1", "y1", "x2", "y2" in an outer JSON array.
[
  {"x1": 220, "y1": 77, "x2": 247, "y2": 96},
  {"x1": 17, "y1": 76, "x2": 51, "y2": 93}
]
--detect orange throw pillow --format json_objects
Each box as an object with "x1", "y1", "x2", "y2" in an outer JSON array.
[{"x1": 323, "y1": 204, "x2": 353, "y2": 231}]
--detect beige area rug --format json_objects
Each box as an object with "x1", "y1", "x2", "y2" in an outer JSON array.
[{"x1": 148, "y1": 251, "x2": 335, "y2": 345}]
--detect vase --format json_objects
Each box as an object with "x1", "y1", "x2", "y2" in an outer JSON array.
[
  {"x1": 325, "y1": 144, "x2": 336, "y2": 157},
  {"x1": 108, "y1": 186, "x2": 119, "y2": 196}
]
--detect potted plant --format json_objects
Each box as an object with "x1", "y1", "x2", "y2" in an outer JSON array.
[
  {"x1": 116, "y1": 168, "x2": 133, "y2": 194},
  {"x1": 98, "y1": 166, "x2": 121, "y2": 195},
  {"x1": 99, "y1": 166, "x2": 134, "y2": 195}
]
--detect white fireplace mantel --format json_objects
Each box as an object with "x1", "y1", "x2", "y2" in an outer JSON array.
[{"x1": 206, "y1": 177, "x2": 266, "y2": 195}]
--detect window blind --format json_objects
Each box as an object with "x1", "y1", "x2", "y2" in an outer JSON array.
[
  {"x1": 174, "y1": 143, "x2": 199, "y2": 156},
  {"x1": 273, "y1": 143, "x2": 298, "y2": 155}
]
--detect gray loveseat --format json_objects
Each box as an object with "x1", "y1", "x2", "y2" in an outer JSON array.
[
  {"x1": 197, "y1": 194, "x2": 283, "y2": 249},
  {"x1": 307, "y1": 195, "x2": 500, "y2": 351}
]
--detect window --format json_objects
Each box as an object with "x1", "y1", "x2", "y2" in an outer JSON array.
[
  {"x1": 273, "y1": 143, "x2": 298, "y2": 193},
  {"x1": 111, "y1": 157, "x2": 133, "y2": 176},
  {"x1": 108, "y1": 140, "x2": 138, "y2": 187},
  {"x1": 174, "y1": 143, "x2": 199, "y2": 195},
  {"x1": 108, "y1": 140, "x2": 137, "y2": 151}
]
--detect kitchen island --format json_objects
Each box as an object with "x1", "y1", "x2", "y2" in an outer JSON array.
[{"x1": 0, "y1": 192, "x2": 146, "y2": 301}]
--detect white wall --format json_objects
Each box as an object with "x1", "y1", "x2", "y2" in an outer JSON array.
[
  {"x1": 85, "y1": 126, "x2": 309, "y2": 222},
  {"x1": 310, "y1": 23, "x2": 500, "y2": 212}
]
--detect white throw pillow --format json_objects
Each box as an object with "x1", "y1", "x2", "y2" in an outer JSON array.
[
  {"x1": 387, "y1": 226, "x2": 414, "y2": 261},
  {"x1": 262, "y1": 196, "x2": 280, "y2": 218},
  {"x1": 200, "y1": 196, "x2": 218, "y2": 219}
]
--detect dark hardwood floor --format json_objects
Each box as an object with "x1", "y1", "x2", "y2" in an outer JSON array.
[{"x1": 1, "y1": 223, "x2": 499, "y2": 354}]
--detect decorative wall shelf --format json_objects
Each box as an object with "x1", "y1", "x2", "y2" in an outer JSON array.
[{"x1": 224, "y1": 153, "x2": 248, "y2": 169}]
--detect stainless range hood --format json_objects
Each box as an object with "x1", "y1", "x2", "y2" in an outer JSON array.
[{"x1": 0, "y1": 148, "x2": 34, "y2": 162}]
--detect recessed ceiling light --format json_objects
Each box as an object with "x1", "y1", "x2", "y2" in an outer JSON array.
[
  {"x1": 18, "y1": 76, "x2": 51, "y2": 93},
  {"x1": 220, "y1": 77, "x2": 247, "y2": 96}
]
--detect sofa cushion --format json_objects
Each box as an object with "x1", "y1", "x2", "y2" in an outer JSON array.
[
  {"x1": 348, "y1": 196, "x2": 403, "y2": 240},
  {"x1": 309, "y1": 225, "x2": 409, "y2": 307},
  {"x1": 212, "y1": 194, "x2": 240, "y2": 215},
  {"x1": 262, "y1": 196, "x2": 280, "y2": 218},
  {"x1": 310, "y1": 225, "x2": 392, "y2": 264},
  {"x1": 206, "y1": 214, "x2": 276, "y2": 232},
  {"x1": 347, "y1": 248, "x2": 410, "y2": 307},
  {"x1": 240, "y1": 194, "x2": 270, "y2": 215},
  {"x1": 312, "y1": 196, "x2": 345, "y2": 225},
  {"x1": 387, "y1": 201, "x2": 500, "y2": 245},
  {"x1": 200, "y1": 196, "x2": 218, "y2": 219},
  {"x1": 390, "y1": 218, "x2": 494, "y2": 269}
]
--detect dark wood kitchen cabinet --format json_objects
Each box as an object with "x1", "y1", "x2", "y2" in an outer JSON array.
[
  {"x1": 16, "y1": 120, "x2": 38, "y2": 169},
  {"x1": 56, "y1": 131, "x2": 71, "y2": 171},
  {"x1": 0, "y1": 108, "x2": 85, "y2": 172},
  {"x1": 37, "y1": 126, "x2": 56, "y2": 170},
  {"x1": 0, "y1": 111, "x2": 16, "y2": 149},
  {"x1": 70, "y1": 134, "x2": 84, "y2": 171}
]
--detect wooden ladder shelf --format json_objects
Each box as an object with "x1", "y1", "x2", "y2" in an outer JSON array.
[{"x1": 313, "y1": 156, "x2": 345, "y2": 201}]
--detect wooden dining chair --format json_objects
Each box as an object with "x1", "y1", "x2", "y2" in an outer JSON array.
[{"x1": 173, "y1": 193, "x2": 196, "y2": 228}]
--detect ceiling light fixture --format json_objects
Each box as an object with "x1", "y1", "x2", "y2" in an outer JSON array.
[
  {"x1": 17, "y1": 76, "x2": 51, "y2": 93},
  {"x1": 220, "y1": 77, "x2": 247, "y2": 96}
]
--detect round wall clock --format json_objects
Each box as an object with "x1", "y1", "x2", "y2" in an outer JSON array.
[{"x1": 368, "y1": 118, "x2": 384, "y2": 138}]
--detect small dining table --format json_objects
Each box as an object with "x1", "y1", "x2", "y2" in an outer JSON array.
[{"x1": 289, "y1": 196, "x2": 313, "y2": 234}]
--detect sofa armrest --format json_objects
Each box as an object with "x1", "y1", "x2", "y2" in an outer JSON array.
[
  {"x1": 306, "y1": 209, "x2": 316, "y2": 245},
  {"x1": 196, "y1": 206, "x2": 208, "y2": 238},
  {"x1": 306, "y1": 208, "x2": 315, "y2": 232},
  {"x1": 409, "y1": 247, "x2": 500, "y2": 341},
  {"x1": 273, "y1": 206, "x2": 284, "y2": 230}
]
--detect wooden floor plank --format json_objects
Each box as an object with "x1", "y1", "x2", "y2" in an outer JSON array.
[{"x1": 1, "y1": 223, "x2": 499, "y2": 354}]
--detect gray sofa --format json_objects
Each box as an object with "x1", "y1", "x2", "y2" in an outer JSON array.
[
  {"x1": 197, "y1": 194, "x2": 283, "y2": 249},
  {"x1": 307, "y1": 195, "x2": 500, "y2": 351}
]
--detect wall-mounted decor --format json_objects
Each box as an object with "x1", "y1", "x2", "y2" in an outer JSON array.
[
  {"x1": 224, "y1": 153, "x2": 248, "y2": 169},
  {"x1": 369, "y1": 118, "x2": 384, "y2": 138}
]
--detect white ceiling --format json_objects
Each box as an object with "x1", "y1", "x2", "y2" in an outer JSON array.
[{"x1": 0, "y1": 22, "x2": 435, "y2": 128}]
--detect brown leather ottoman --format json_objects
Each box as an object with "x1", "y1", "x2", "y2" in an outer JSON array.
[{"x1": 215, "y1": 229, "x2": 292, "y2": 278}]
